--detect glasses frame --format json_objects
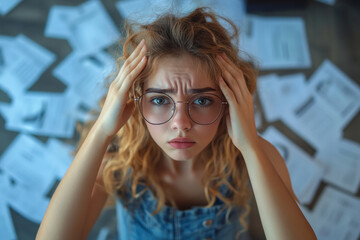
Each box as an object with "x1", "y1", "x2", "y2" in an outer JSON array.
[{"x1": 134, "y1": 92, "x2": 228, "y2": 125}]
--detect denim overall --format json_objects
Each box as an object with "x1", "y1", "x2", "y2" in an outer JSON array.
[{"x1": 115, "y1": 182, "x2": 251, "y2": 240}]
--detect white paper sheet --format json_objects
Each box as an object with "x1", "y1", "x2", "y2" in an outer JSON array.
[
  {"x1": 53, "y1": 51, "x2": 114, "y2": 109},
  {"x1": 116, "y1": 0, "x2": 245, "y2": 32},
  {"x1": 200, "y1": 0, "x2": 246, "y2": 28},
  {"x1": 281, "y1": 95, "x2": 342, "y2": 151},
  {"x1": 0, "y1": 34, "x2": 56, "y2": 97},
  {"x1": 0, "y1": 0, "x2": 22, "y2": 15},
  {"x1": 46, "y1": 138, "x2": 73, "y2": 178},
  {"x1": 240, "y1": 15, "x2": 311, "y2": 70},
  {"x1": 257, "y1": 73, "x2": 309, "y2": 122},
  {"x1": 116, "y1": 0, "x2": 166, "y2": 25},
  {"x1": 3, "y1": 91, "x2": 76, "y2": 138},
  {"x1": 315, "y1": 138, "x2": 360, "y2": 193},
  {"x1": 3, "y1": 174, "x2": 50, "y2": 223},
  {"x1": 0, "y1": 134, "x2": 58, "y2": 195},
  {"x1": 308, "y1": 60, "x2": 360, "y2": 128},
  {"x1": 257, "y1": 74, "x2": 280, "y2": 122},
  {"x1": 0, "y1": 70, "x2": 22, "y2": 99},
  {"x1": 66, "y1": 1, "x2": 121, "y2": 55},
  {"x1": 0, "y1": 174, "x2": 16, "y2": 240},
  {"x1": 44, "y1": 5, "x2": 79, "y2": 39},
  {"x1": 96, "y1": 228, "x2": 111, "y2": 240},
  {"x1": 261, "y1": 126, "x2": 325, "y2": 204},
  {"x1": 45, "y1": 1, "x2": 120, "y2": 55},
  {"x1": 308, "y1": 187, "x2": 360, "y2": 240}
]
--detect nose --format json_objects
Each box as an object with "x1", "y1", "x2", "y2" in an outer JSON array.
[{"x1": 170, "y1": 102, "x2": 192, "y2": 131}]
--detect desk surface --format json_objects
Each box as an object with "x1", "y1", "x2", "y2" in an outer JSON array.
[{"x1": 0, "y1": 1, "x2": 359, "y2": 239}]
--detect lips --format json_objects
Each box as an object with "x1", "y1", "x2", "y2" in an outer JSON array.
[{"x1": 168, "y1": 138, "x2": 195, "y2": 149}]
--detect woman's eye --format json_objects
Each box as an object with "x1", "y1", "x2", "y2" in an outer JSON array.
[
  {"x1": 151, "y1": 97, "x2": 169, "y2": 105},
  {"x1": 193, "y1": 97, "x2": 212, "y2": 106}
]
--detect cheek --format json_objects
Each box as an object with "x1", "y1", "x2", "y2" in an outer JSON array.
[
  {"x1": 145, "y1": 123, "x2": 164, "y2": 144},
  {"x1": 200, "y1": 124, "x2": 219, "y2": 143}
]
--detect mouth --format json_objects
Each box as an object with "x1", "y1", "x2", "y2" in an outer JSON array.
[{"x1": 168, "y1": 138, "x2": 195, "y2": 149}]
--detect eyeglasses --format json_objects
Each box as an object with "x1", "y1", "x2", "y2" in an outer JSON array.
[{"x1": 134, "y1": 92, "x2": 227, "y2": 125}]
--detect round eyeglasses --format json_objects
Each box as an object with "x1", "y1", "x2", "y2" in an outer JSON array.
[{"x1": 134, "y1": 92, "x2": 228, "y2": 125}]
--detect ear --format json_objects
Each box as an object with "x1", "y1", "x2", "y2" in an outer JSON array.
[{"x1": 258, "y1": 136, "x2": 300, "y2": 204}]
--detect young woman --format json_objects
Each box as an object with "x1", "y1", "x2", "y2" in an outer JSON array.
[{"x1": 36, "y1": 8, "x2": 317, "y2": 240}]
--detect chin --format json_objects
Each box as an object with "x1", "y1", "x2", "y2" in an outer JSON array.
[{"x1": 163, "y1": 150, "x2": 199, "y2": 161}]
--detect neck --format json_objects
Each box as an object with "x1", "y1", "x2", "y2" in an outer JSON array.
[{"x1": 162, "y1": 154, "x2": 202, "y2": 178}]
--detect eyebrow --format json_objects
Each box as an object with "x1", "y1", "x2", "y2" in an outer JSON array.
[{"x1": 145, "y1": 87, "x2": 217, "y2": 94}]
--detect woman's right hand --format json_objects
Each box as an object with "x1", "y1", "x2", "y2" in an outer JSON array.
[{"x1": 95, "y1": 39, "x2": 147, "y2": 138}]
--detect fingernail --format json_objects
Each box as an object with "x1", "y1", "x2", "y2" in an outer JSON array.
[
  {"x1": 140, "y1": 39, "x2": 145, "y2": 45},
  {"x1": 141, "y1": 56, "x2": 146, "y2": 62}
]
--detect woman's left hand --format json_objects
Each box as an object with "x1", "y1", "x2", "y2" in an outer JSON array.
[{"x1": 217, "y1": 53, "x2": 259, "y2": 153}]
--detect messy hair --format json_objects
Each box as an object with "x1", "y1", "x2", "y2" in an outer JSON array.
[{"x1": 78, "y1": 7, "x2": 258, "y2": 236}]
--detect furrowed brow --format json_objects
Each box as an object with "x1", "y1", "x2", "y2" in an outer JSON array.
[{"x1": 145, "y1": 87, "x2": 217, "y2": 94}]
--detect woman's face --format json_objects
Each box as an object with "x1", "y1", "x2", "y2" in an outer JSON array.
[{"x1": 143, "y1": 54, "x2": 223, "y2": 161}]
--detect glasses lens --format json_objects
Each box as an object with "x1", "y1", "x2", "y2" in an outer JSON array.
[
  {"x1": 139, "y1": 92, "x2": 224, "y2": 125},
  {"x1": 189, "y1": 93, "x2": 223, "y2": 124},
  {"x1": 140, "y1": 92, "x2": 174, "y2": 124}
]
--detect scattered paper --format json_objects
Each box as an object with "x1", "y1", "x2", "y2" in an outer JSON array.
[
  {"x1": 308, "y1": 60, "x2": 360, "y2": 128},
  {"x1": 261, "y1": 126, "x2": 325, "y2": 204},
  {"x1": 240, "y1": 15, "x2": 311, "y2": 70},
  {"x1": 3, "y1": 92, "x2": 76, "y2": 138},
  {"x1": 0, "y1": 174, "x2": 16, "y2": 240},
  {"x1": 0, "y1": 34, "x2": 56, "y2": 97},
  {"x1": 116, "y1": 0, "x2": 168, "y2": 25},
  {"x1": 46, "y1": 138, "x2": 73, "y2": 178},
  {"x1": 3, "y1": 173, "x2": 50, "y2": 223},
  {"x1": 0, "y1": 0, "x2": 22, "y2": 15},
  {"x1": 315, "y1": 138, "x2": 360, "y2": 193},
  {"x1": 45, "y1": 5, "x2": 79, "y2": 39},
  {"x1": 257, "y1": 73, "x2": 309, "y2": 122},
  {"x1": 53, "y1": 50, "x2": 114, "y2": 109},
  {"x1": 0, "y1": 134, "x2": 59, "y2": 195},
  {"x1": 46, "y1": 1, "x2": 121, "y2": 56},
  {"x1": 96, "y1": 227, "x2": 111, "y2": 240},
  {"x1": 281, "y1": 95, "x2": 342, "y2": 151},
  {"x1": 307, "y1": 187, "x2": 360, "y2": 240},
  {"x1": 116, "y1": 0, "x2": 245, "y2": 28}
]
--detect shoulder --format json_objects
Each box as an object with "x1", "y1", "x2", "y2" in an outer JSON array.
[{"x1": 258, "y1": 136, "x2": 300, "y2": 203}]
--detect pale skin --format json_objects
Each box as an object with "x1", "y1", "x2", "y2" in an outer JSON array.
[{"x1": 36, "y1": 39, "x2": 317, "y2": 239}]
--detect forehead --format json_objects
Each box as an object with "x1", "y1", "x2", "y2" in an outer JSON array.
[{"x1": 144, "y1": 54, "x2": 216, "y2": 89}]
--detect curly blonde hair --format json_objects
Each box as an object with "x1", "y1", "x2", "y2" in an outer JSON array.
[{"x1": 78, "y1": 7, "x2": 258, "y2": 235}]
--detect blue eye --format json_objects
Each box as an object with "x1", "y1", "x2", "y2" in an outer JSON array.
[
  {"x1": 193, "y1": 97, "x2": 212, "y2": 106},
  {"x1": 150, "y1": 96, "x2": 170, "y2": 105}
]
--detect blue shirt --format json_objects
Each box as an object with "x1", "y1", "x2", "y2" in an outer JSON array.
[{"x1": 115, "y1": 182, "x2": 251, "y2": 240}]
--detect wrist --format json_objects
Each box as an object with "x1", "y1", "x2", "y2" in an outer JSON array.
[
  {"x1": 90, "y1": 122, "x2": 114, "y2": 146},
  {"x1": 240, "y1": 137, "x2": 263, "y2": 163}
]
